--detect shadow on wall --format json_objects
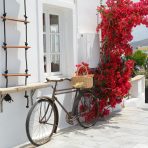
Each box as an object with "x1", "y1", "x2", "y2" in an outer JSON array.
[
  {"x1": 58, "y1": 92, "x2": 74, "y2": 129},
  {"x1": 0, "y1": 0, "x2": 26, "y2": 88},
  {"x1": 56, "y1": 81, "x2": 76, "y2": 129}
]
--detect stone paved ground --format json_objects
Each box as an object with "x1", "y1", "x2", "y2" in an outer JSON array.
[
  {"x1": 38, "y1": 104, "x2": 148, "y2": 148},
  {"x1": 17, "y1": 98, "x2": 148, "y2": 148}
]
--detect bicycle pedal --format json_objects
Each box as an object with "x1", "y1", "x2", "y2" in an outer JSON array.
[
  {"x1": 65, "y1": 113, "x2": 74, "y2": 125},
  {"x1": 66, "y1": 119, "x2": 74, "y2": 125}
]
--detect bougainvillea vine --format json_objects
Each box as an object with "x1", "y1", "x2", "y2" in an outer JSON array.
[
  {"x1": 95, "y1": 0, "x2": 148, "y2": 116},
  {"x1": 76, "y1": 0, "x2": 148, "y2": 121}
]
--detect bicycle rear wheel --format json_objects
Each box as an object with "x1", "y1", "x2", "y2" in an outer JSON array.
[
  {"x1": 26, "y1": 98, "x2": 58, "y2": 146},
  {"x1": 75, "y1": 92, "x2": 98, "y2": 128}
]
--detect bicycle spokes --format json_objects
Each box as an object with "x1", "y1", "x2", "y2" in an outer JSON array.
[
  {"x1": 79, "y1": 103, "x2": 97, "y2": 123},
  {"x1": 26, "y1": 99, "x2": 57, "y2": 146},
  {"x1": 39, "y1": 102, "x2": 53, "y2": 123}
]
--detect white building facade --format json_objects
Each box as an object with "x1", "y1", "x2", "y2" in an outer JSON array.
[{"x1": 0, "y1": 0, "x2": 99, "y2": 147}]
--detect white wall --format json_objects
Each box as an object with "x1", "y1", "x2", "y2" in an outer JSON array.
[
  {"x1": 0, "y1": 0, "x2": 39, "y2": 87},
  {"x1": 0, "y1": 0, "x2": 100, "y2": 147},
  {"x1": 77, "y1": 0, "x2": 99, "y2": 33},
  {"x1": 78, "y1": 33, "x2": 100, "y2": 68},
  {"x1": 43, "y1": 0, "x2": 74, "y2": 9},
  {"x1": 77, "y1": 0, "x2": 100, "y2": 68},
  {"x1": 62, "y1": 0, "x2": 74, "y2": 3},
  {"x1": 0, "y1": 0, "x2": 41, "y2": 147}
]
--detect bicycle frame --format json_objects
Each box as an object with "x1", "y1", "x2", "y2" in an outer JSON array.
[
  {"x1": 49, "y1": 81, "x2": 78, "y2": 119},
  {"x1": 46, "y1": 79, "x2": 96, "y2": 123}
]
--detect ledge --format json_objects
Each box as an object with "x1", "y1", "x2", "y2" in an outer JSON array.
[
  {"x1": 129, "y1": 75, "x2": 145, "y2": 98},
  {"x1": 130, "y1": 75, "x2": 145, "y2": 82},
  {"x1": 0, "y1": 82, "x2": 51, "y2": 95}
]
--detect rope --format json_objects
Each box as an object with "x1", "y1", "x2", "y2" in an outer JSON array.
[
  {"x1": 2, "y1": 0, "x2": 13, "y2": 103},
  {"x1": 2, "y1": 0, "x2": 30, "y2": 105},
  {"x1": 24, "y1": 0, "x2": 29, "y2": 108},
  {"x1": 3, "y1": 0, "x2": 8, "y2": 88}
]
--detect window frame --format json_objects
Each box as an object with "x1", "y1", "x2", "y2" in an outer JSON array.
[{"x1": 43, "y1": 9, "x2": 64, "y2": 76}]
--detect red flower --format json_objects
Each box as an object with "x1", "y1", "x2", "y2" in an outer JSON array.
[{"x1": 103, "y1": 109, "x2": 110, "y2": 116}]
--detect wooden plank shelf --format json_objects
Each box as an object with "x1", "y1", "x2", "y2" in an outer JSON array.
[
  {"x1": 1, "y1": 16, "x2": 30, "y2": 23},
  {"x1": 2, "y1": 46, "x2": 31, "y2": 49},
  {"x1": 1, "y1": 74, "x2": 31, "y2": 77},
  {"x1": 0, "y1": 82, "x2": 51, "y2": 95}
]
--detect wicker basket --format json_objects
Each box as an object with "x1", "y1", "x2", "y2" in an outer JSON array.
[{"x1": 72, "y1": 65, "x2": 94, "y2": 89}]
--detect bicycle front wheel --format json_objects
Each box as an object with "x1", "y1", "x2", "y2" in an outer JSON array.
[
  {"x1": 75, "y1": 92, "x2": 98, "y2": 128},
  {"x1": 26, "y1": 99, "x2": 58, "y2": 146}
]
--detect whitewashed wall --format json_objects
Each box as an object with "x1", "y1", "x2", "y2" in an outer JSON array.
[
  {"x1": 0, "y1": 0, "x2": 100, "y2": 147},
  {"x1": 0, "y1": 0, "x2": 40, "y2": 147},
  {"x1": 77, "y1": 0, "x2": 99, "y2": 33},
  {"x1": 78, "y1": 33, "x2": 99, "y2": 68},
  {"x1": 77, "y1": 0, "x2": 100, "y2": 68}
]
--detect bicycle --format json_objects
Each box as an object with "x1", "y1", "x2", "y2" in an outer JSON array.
[{"x1": 25, "y1": 77, "x2": 99, "y2": 146}]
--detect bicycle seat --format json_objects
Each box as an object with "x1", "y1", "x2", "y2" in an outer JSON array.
[{"x1": 46, "y1": 76, "x2": 71, "y2": 82}]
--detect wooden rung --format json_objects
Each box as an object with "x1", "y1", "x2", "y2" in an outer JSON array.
[
  {"x1": 1, "y1": 16, "x2": 30, "y2": 23},
  {"x1": 1, "y1": 74, "x2": 31, "y2": 77},
  {"x1": 2, "y1": 46, "x2": 31, "y2": 49}
]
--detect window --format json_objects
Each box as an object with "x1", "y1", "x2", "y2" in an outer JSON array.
[{"x1": 43, "y1": 11, "x2": 62, "y2": 75}]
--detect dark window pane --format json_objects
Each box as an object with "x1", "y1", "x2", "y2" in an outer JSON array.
[
  {"x1": 50, "y1": 15, "x2": 59, "y2": 33},
  {"x1": 50, "y1": 54, "x2": 60, "y2": 72},
  {"x1": 43, "y1": 34, "x2": 46, "y2": 52},
  {"x1": 43, "y1": 13, "x2": 46, "y2": 32},
  {"x1": 44, "y1": 55, "x2": 47, "y2": 73}
]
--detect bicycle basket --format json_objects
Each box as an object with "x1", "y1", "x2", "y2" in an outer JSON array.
[{"x1": 72, "y1": 65, "x2": 94, "y2": 89}]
